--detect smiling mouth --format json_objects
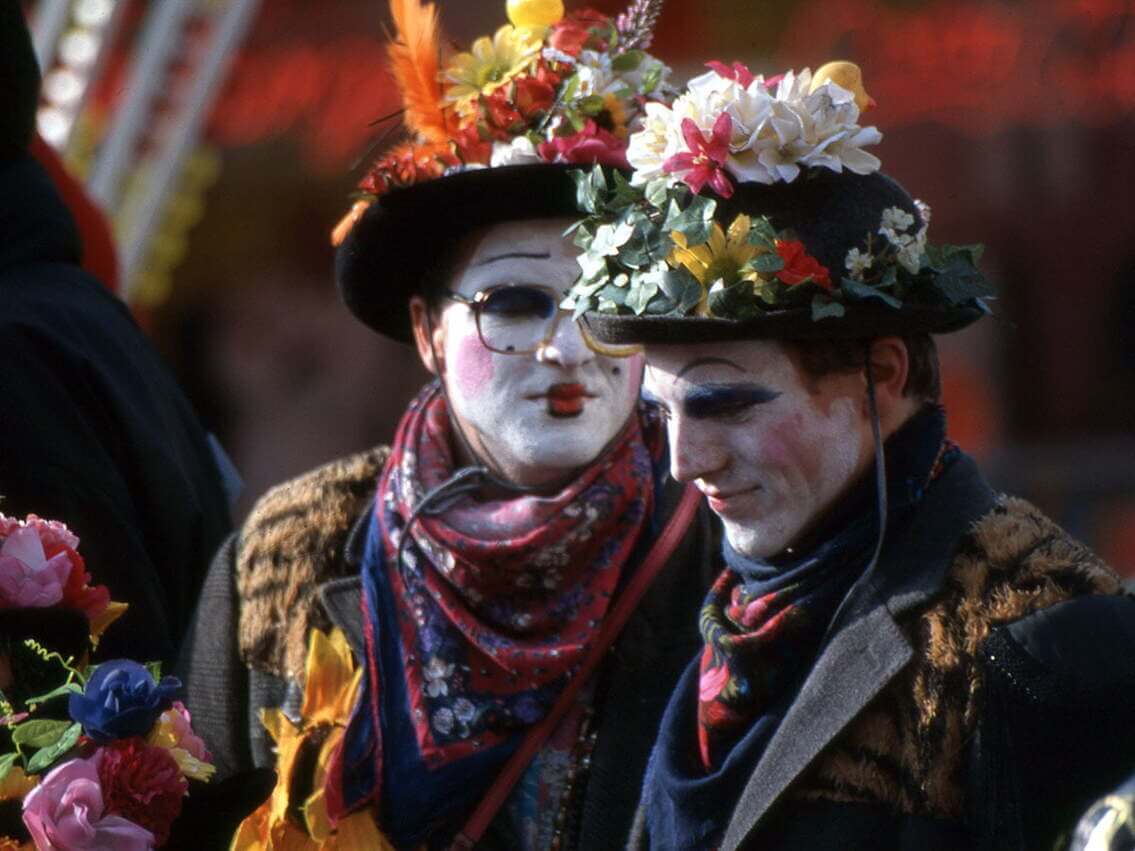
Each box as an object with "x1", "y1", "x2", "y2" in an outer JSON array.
[{"x1": 535, "y1": 383, "x2": 594, "y2": 418}]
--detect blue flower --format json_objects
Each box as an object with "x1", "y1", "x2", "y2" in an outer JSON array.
[{"x1": 68, "y1": 660, "x2": 181, "y2": 743}]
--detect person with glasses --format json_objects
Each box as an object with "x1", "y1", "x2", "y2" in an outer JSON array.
[
  {"x1": 179, "y1": 2, "x2": 718, "y2": 848},
  {"x1": 565, "y1": 61, "x2": 1135, "y2": 850}
]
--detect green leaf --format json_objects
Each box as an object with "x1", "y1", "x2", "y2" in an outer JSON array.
[
  {"x1": 571, "y1": 294, "x2": 596, "y2": 320},
  {"x1": 24, "y1": 682, "x2": 83, "y2": 706},
  {"x1": 11, "y1": 718, "x2": 74, "y2": 749},
  {"x1": 611, "y1": 49, "x2": 645, "y2": 71},
  {"x1": 642, "y1": 63, "x2": 663, "y2": 95},
  {"x1": 934, "y1": 255, "x2": 994, "y2": 305},
  {"x1": 0, "y1": 752, "x2": 17, "y2": 784},
  {"x1": 619, "y1": 221, "x2": 671, "y2": 269},
  {"x1": 644, "y1": 178, "x2": 670, "y2": 210},
  {"x1": 591, "y1": 221, "x2": 635, "y2": 256},
  {"x1": 576, "y1": 94, "x2": 606, "y2": 116},
  {"x1": 746, "y1": 217, "x2": 778, "y2": 250},
  {"x1": 752, "y1": 253, "x2": 785, "y2": 274},
  {"x1": 663, "y1": 195, "x2": 716, "y2": 245},
  {"x1": 624, "y1": 277, "x2": 660, "y2": 315},
  {"x1": 811, "y1": 296, "x2": 846, "y2": 321},
  {"x1": 571, "y1": 169, "x2": 599, "y2": 214},
  {"x1": 654, "y1": 266, "x2": 704, "y2": 315},
  {"x1": 840, "y1": 276, "x2": 902, "y2": 308},
  {"x1": 559, "y1": 73, "x2": 581, "y2": 105},
  {"x1": 576, "y1": 250, "x2": 608, "y2": 282},
  {"x1": 25, "y1": 723, "x2": 81, "y2": 775}
]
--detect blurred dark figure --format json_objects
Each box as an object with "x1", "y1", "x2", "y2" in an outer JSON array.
[
  {"x1": 0, "y1": 4, "x2": 233, "y2": 667},
  {"x1": 1070, "y1": 770, "x2": 1135, "y2": 851}
]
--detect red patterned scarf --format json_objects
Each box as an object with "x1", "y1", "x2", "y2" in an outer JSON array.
[{"x1": 377, "y1": 383, "x2": 663, "y2": 767}]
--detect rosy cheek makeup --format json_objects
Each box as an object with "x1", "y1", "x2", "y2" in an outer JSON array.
[{"x1": 452, "y1": 330, "x2": 494, "y2": 396}]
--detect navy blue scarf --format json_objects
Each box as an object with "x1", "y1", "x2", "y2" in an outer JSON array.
[{"x1": 641, "y1": 405, "x2": 954, "y2": 849}]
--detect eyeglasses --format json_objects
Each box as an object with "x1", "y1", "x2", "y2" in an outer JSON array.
[{"x1": 443, "y1": 284, "x2": 641, "y2": 358}]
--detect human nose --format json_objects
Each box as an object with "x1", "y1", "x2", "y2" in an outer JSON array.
[
  {"x1": 667, "y1": 414, "x2": 727, "y2": 484},
  {"x1": 535, "y1": 310, "x2": 595, "y2": 368}
]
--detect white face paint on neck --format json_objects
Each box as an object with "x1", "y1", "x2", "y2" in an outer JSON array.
[
  {"x1": 434, "y1": 219, "x2": 643, "y2": 490},
  {"x1": 642, "y1": 339, "x2": 874, "y2": 559}
]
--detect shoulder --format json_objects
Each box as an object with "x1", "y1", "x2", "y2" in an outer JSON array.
[{"x1": 235, "y1": 446, "x2": 389, "y2": 679}]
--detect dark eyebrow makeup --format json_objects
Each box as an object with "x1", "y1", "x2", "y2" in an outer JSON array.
[
  {"x1": 682, "y1": 383, "x2": 780, "y2": 419},
  {"x1": 475, "y1": 251, "x2": 552, "y2": 266},
  {"x1": 676, "y1": 356, "x2": 746, "y2": 379}
]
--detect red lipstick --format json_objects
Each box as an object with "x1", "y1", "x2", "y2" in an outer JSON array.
[{"x1": 546, "y1": 383, "x2": 588, "y2": 418}]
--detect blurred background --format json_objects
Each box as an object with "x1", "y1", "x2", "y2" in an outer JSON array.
[{"x1": 21, "y1": 0, "x2": 1135, "y2": 575}]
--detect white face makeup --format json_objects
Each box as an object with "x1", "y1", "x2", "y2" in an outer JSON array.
[
  {"x1": 432, "y1": 218, "x2": 643, "y2": 489},
  {"x1": 643, "y1": 340, "x2": 874, "y2": 559}
]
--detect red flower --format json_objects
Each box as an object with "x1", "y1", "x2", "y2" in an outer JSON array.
[
  {"x1": 663, "y1": 113, "x2": 735, "y2": 198},
  {"x1": 512, "y1": 75, "x2": 556, "y2": 119},
  {"x1": 481, "y1": 89, "x2": 524, "y2": 134},
  {"x1": 57, "y1": 548, "x2": 110, "y2": 620},
  {"x1": 97, "y1": 740, "x2": 187, "y2": 847},
  {"x1": 451, "y1": 124, "x2": 492, "y2": 166},
  {"x1": 357, "y1": 142, "x2": 456, "y2": 196},
  {"x1": 548, "y1": 9, "x2": 611, "y2": 56},
  {"x1": 538, "y1": 120, "x2": 629, "y2": 167},
  {"x1": 775, "y1": 239, "x2": 831, "y2": 288},
  {"x1": 705, "y1": 60, "x2": 756, "y2": 88}
]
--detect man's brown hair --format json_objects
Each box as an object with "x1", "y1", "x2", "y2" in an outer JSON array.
[{"x1": 786, "y1": 333, "x2": 941, "y2": 402}]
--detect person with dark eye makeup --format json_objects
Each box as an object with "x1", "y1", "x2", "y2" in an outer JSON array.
[
  {"x1": 178, "y1": 2, "x2": 723, "y2": 848},
  {"x1": 567, "y1": 60, "x2": 1135, "y2": 851}
]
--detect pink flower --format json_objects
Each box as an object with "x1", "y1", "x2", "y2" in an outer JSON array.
[
  {"x1": 705, "y1": 59, "x2": 756, "y2": 88},
  {"x1": 538, "y1": 120, "x2": 630, "y2": 168},
  {"x1": 155, "y1": 702, "x2": 210, "y2": 762},
  {"x1": 0, "y1": 525, "x2": 73, "y2": 608},
  {"x1": 663, "y1": 114, "x2": 735, "y2": 198},
  {"x1": 22, "y1": 755, "x2": 155, "y2": 850},
  {"x1": 697, "y1": 646, "x2": 729, "y2": 702}
]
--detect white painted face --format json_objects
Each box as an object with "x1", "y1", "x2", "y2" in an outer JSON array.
[
  {"x1": 643, "y1": 340, "x2": 874, "y2": 559},
  {"x1": 433, "y1": 219, "x2": 643, "y2": 489}
]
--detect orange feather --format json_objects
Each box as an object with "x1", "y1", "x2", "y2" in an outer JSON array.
[{"x1": 387, "y1": 0, "x2": 449, "y2": 144}]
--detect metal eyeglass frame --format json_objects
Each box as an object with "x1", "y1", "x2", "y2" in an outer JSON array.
[{"x1": 442, "y1": 283, "x2": 642, "y2": 358}]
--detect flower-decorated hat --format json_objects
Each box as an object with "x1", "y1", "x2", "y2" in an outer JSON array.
[
  {"x1": 334, "y1": 0, "x2": 675, "y2": 342},
  {"x1": 563, "y1": 61, "x2": 993, "y2": 345}
]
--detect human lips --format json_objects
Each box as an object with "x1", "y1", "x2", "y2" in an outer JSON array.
[
  {"x1": 529, "y1": 383, "x2": 596, "y2": 418},
  {"x1": 702, "y1": 485, "x2": 761, "y2": 515}
]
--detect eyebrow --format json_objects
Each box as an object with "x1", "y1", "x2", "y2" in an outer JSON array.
[
  {"x1": 474, "y1": 251, "x2": 552, "y2": 266},
  {"x1": 676, "y1": 356, "x2": 747, "y2": 379}
]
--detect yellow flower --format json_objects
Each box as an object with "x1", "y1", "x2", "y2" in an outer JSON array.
[
  {"x1": 601, "y1": 92, "x2": 630, "y2": 140},
  {"x1": 0, "y1": 766, "x2": 35, "y2": 802},
  {"x1": 90, "y1": 600, "x2": 128, "y2": 647},
  {"x1": 668, "y1": 214, "x2": 764, "y2": 314},
  {"x1": 442, "y1": 25, "x2": 542, "y2": 112},
  {"x1": 231, "y1": 629, "x2": 381, "y2": 850},
  {"x1": 507, "y1": 0, "x2": 563, "y2": 30}
]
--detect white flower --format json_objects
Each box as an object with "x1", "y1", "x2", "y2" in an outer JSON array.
[
  {"x1": 432, "y1": 707, "x2": 455, "y2": 735},
  {"x1": 490, "y1": 136, "x2": 543, "y2": 167},
  {"x1": 573, "y1": 50, "x2": 615, "y2": 98},
  {"x1": 896, "y1": 226, "x2": 928, "y2": 274},
  {"x1": 914, "y1": 199, "x2": 932, "y2": 226},
  {"x1": 845, "y1": 248, "x2": 873, "y2": 278},
  {"x1": 880, "y1": 207, "x2": 915, "y2": 233},
  {"x1": 423, "y1": 656, "x2": 455, "y2": 698},
  {"x1": 453, "y1": 698, "x2": 476, "y2": 724},
  {"x1": 626, "y1": 101, "x2": 681, "y2": 184}
]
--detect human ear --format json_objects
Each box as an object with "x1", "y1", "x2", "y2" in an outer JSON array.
[
  {"x1": 409, "y1": 296, "x2": 445, "y2": 376},
  {"x1": 864, "y1": 337, "x2": 910, "y2": 420}
]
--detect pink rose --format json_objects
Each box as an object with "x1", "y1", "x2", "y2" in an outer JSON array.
[
  {"x1": 22, "y1": 755, "x2": 154, "y2": 850},
  {"x1": 0, "y1": 526, "x2": 73, "y2": 608},
  {"x1": 538, "y1": 120, "x2": 629, "y2": 168}
]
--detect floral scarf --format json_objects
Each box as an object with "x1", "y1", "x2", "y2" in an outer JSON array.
[
  {"x1": 336, "y1": 382, "x2": 665, "y2": 844},
  {"x1": 641, "y1": 405, "x2": 956, "y2": 849}
]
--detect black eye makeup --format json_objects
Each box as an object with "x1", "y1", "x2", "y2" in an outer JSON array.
[{"x1": 681, "y1": 383, "x2": 780, "y2": 419}]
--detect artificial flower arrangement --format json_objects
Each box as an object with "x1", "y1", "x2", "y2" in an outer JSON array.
[
  {"x1": 0, "y1": 514, "x2": 214, "y2": 850},
  {"x1": 331, "y1": 0, "x2": 674, "y2": 245},
  {"x1": 230, "y1": 628, "x2": 381, "y2": 850},
  {"x1": 562, "y1": 60, "x2": 994, "y2": 322}
]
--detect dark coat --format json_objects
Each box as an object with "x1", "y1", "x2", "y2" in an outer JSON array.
[
  {"x1": 631, "y1": 454, "x2": 1135, "y2": 851},
  {"x1": 0, "y1": 155, "x2": 232, "y2": 667},
  {"x1": 180, "y1": 445, "x2": 718, "y2": 849}
]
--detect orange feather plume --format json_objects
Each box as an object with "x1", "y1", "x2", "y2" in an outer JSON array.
[{"x1": 387, "y1": 0, "x2": 449, "y2": 145}]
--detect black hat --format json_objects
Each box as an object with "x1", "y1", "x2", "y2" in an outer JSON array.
[
  {"x1": 335, "y1": 163, "x2": 586, "y2": 344},
  {"x1": 1, "y1": 2, "x2": 42, "y2": 160},
  {"x1": 578, "y1": 168, "x2": 988, "y2": 346},
  {"x1": 564, "y1": 61, "x2": 993, "y2": 346}
]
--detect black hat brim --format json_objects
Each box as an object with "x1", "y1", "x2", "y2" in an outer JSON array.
[
  {"x1": 336, "y1": 163, "x2": 592, "y2": 343},
  {"x1": 583, "y1": 302, "x2": 985, "y2": 346}
]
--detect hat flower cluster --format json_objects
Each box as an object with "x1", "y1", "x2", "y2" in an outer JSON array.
[
  {"x1": 564, "y1": 60, "x2": 993, "y2": 325},
  {"x1": 331, "y1": 0, "x2": 674, "y2": 246}
]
